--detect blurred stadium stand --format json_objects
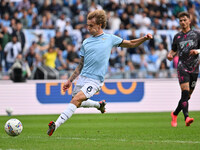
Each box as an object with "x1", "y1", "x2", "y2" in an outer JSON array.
[{"x1": 1, "y1": 0, "x2": 200, "y2": 80}]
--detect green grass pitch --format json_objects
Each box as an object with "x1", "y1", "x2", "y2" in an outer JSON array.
[{"x1": 1, "y1": 112, "x2": 200, "y2": 150}]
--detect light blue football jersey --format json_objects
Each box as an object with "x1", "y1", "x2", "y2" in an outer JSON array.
[{"x1": 80, "y1": 33, "x2": 123, "y2": 82}]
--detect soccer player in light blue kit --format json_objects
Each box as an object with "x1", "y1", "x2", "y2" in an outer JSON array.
[{"x1": 47, "y1": 9, "x2": 153, "y2": 136}]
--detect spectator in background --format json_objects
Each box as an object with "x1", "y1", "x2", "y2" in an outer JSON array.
[
  {"x1": 159, "y1": 0, "x2": 168, "y2": 18},
  {"x1": 54, "y1": 30, "x2": 64, "y2": 51},
  {"x1": 21, "y1": 10, "x2": 28, "y2": 29},
  {"x1": 89, "y1": 0, "x2": 103, "y2": 12},
  {"x1": 43, "y1": 47, "x2": 57, "y2": 69},
  {"x1": 10, "y1": 17, "x2": 17, "y2": 30},
  {"x1": 167, "y1": 15, "x2": 179, "y2": 30},
  {"x1": 49, "y1": 37, "x2": 56, "y2": 49},
  {"x1": 30, "y1": 2, "x2": 38, "y2": 17},
  {"x1": 65, "y1": 18, "x2": 73, "y2": 34},
  {"x1": 39, "y1": 0, "x2": 50, "y2": 16},
  {"x1": 55, "y1": 49, "x2": 67, "y2": 73},
  {"x1": 120, "y1": 12, "x2": 131, "y2": 29},
  {"x1": 133, "y1": 10, "x2": 151, "y2": 31},
  {"x1": 103, "y1": 0, "x2": 119, "y2": 12},
  {"x1": 114, "y1": 23, "x2": 129, "y2": 40},
  {"x1": 37, "y1": 34, "x2": 46, "y2": 47},
  {"x1": 0, "y1": 13, "x2": 11, "y2": 27},
  {"x1": 8, "y1": 2, "x2": 17, "y2": 17},
  {"x1": 0, "y1": 26, "x2": 11, "y2": 71},
  {"x1": 48, "y1": 0, "x2": 62, "y2": 16},
  {"x1": 158, "y1": 60, "x2": 169, "y2": 78},
  {"x1": 188, "y1": 5, "x2": 200, "y2": 29},
  {"x1": 155, "y1": 43, "x2": 167, "y2": 69},
  {"x1": 17, "y1": 0, "x2": 31, "y2": 11},
  {"x1": 66, "y1": 44, "x2": 80, "y2": 71},
  {"x1": 36, "y1": 36, "x2": 56, "y2": 56},
  {"x1": 55, "y1": 13, "x2": 67, "y2": 33},
  {"x1": 25, "y1": 42, "x2": 41, "y2": 71},
  {"x1": 13, "y1": 21, "x2": 26, "y2": 53},
  {"x1": 70, "y1": 0, "x2": 86, "y2": 17},
  {"x1": 26, "y1": 8, "x2": 35, "y2": 28},
  {"x1": 146, "y1": 48, "x2": 159, "y2": 76},
  {"x1": 74, "y1": 14, "x2": 87, "y2": 34},
  {"x1": 138, "y1": 54, "x2": 148, "y2": 78},
  {"x1": 152, "y1": 18, "x2": 162, "y2": 30},
  {"x1": 173, "y1": 1, "x2": 186, "y2": 17},
  {"x1": 0, "y1": 0, "x2": 10, "y2": 17},
  {"x1": 12, "y1": 11, "x2": 20, "y2": 24},
  {"x1": 149, "y1": 27, "x2": 163, "y2": 50},
  {"x1": 16, "y1": 9, "x2": 23, "y2": 20},
  {"x1": 109, "y1": 47, "x2": 125, "y2": 73},
  {"x1": 127, "y1": 28, "x2": 137, "y2": 55},
  {"x1": 40, "y1": 11, "x2": 54, "y2": 29},
  {"x1": 160, "y1": 16, "x2": 168, "y2": 30},
  {"x1": 140, "y1": 11, "x2": 151, "y2": 32},
  {"x1": 32, "y1": 17, "x2": 39, "y2": 29},
  {"x1": 124, "y1": 4, "x2": 134, "y2": 16},
  {"x1": 147, "y1": 0, "x2": 159, "y2": 13},
  {"x1": 4, "y1": 34, "x2": 22, "y2": 71},
  {"x1": 62, "y1": 29, "x2": 73, "y2": 47},
  {"x1": 108, "y1": 12, "x2": 121, "y2": 31},
  {"x1": 138, "y1": 0, "x2": 148, "y2": 13}
]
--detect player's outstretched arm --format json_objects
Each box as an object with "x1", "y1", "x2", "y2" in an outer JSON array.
[
  {"x1": 120, "y1": 33, "x2": 153, "y2": 48},
  {"x1": 63, "y1": 56, "x2": 84, "y2": 92},
  {"x1": 167, "y1": 50, "x2": 177, "y2": 61}
]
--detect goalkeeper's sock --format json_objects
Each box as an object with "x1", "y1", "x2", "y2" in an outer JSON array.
[
  {"x1": 55, "y1": 103, "x2": 77, "y2": 129},
  {"x1": 80, "y1": 99, "x2": 100, "y2": 108}
]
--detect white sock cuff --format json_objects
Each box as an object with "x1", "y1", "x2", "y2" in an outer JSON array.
[{"x1": 68, "y1": 103, "x2": 77, "y2": 109}]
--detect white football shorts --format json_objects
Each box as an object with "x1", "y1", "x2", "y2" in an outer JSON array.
[{"x1": 72, "y1": 75, "x2": 104, "y2": 98}]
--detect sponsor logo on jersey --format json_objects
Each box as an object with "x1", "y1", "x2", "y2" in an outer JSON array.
[{"x1": 179, "y1": 40, "x2": 194, "y2": 49}]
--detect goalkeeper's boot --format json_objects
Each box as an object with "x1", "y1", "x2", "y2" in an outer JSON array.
[
  {"x1": 185, "y1": 117, "x2": 194, "y2": 126},
  {"x1": 171, "y1": 112, "x2": 177, "y2": 127},
  {"x1": 98, "y1": 100, "x2": 106, "y2": 113},
  {"x1": 47, "y1": 121, "x2": 56, "y2": 136}
]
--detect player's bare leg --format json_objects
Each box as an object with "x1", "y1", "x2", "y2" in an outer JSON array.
[{"x1": 47, "y1": 91, "x2": 86, "y2": 136}]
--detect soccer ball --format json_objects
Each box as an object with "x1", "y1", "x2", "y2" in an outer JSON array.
[{"x1": 4, "y1": 119, "x2": 23, "y2": 136}]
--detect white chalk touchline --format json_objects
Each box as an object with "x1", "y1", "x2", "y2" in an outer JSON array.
[{"x1": 1, "y1": 136, "x2": 200, "y2": 144}]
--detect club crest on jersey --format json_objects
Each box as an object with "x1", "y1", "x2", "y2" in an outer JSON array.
[{"x1": 184, "y1": 35, "x2": 187, "y2": 39}]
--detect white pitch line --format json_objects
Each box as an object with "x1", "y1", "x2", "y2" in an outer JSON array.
[
  {"x1": 134, "y1": 140, "x2": 200, "y2": 144},
  {"x1": 1, "y1": 136, "x2": 200, "y2": 144}
]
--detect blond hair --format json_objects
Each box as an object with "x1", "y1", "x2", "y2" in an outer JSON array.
[{"x1": 87, "y1": 10, "x2": 107, "y2": 29}]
